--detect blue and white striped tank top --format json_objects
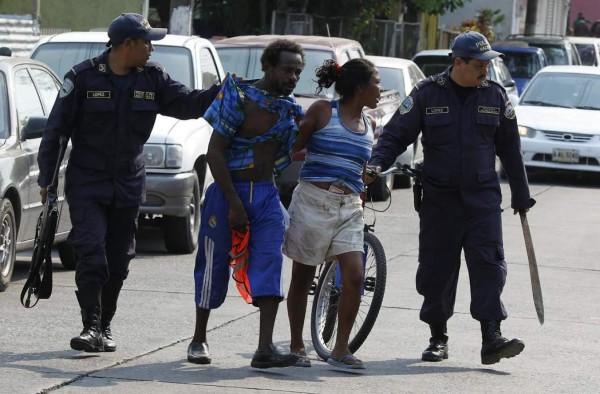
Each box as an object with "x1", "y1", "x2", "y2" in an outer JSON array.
[{"x1": 300, "y1": 100, "x2": 374, "y2": 194}]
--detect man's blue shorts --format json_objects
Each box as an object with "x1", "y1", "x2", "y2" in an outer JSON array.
[{"x1": 194, "y1": 181, "x2": 285, "y2": 309}]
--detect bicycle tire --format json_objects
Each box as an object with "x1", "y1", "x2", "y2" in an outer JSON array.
[{"x1": 310, "y1": 232, "x2": 387, "y2": 360}]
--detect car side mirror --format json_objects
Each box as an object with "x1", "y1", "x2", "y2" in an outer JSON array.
[
  {"x1": 21, "y1": 116, "x2": 48, "y2": 141},
  {"x1": 504, "y1": 79, "x2": 516, "y2": 88}
]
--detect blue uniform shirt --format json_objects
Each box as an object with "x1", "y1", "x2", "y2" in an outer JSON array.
[
  {"x1": 370, "y1": 68, "x2": 534, "y2": 213},
  {"x1": 38, "y1": 50, "x2": 220, "y2": 206}
]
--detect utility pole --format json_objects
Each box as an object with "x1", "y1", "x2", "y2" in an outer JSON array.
[
  {"x1": 32, "y1": 0, "x2": 40, "y2": 20},
  {"x1": 524, "y1": 0, "x2": 538, "y2": 35}
]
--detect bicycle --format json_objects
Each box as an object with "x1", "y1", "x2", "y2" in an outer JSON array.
[{"x1": 309, "y1": 163, "x2": 421, "y2": 360}]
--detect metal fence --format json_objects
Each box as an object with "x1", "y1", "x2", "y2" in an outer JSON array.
[
  {"x1": 271, "y1": 11, "x2": 422, "y2": 59},
  {"x1": 0, "y1": 15, "x2": 40, "y2": 57}
]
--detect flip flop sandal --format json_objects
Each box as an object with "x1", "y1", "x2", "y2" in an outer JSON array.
[
  {"x1": 327, "y1": 354, "x2": 365, "y2": 370},
  {"x1": 291, "y1": 353, "x2": 311, "y2": 367}
]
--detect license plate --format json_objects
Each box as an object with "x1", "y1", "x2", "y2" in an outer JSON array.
[{"x1": 552, "y1": 148, "x2": 579, "y2": 163}]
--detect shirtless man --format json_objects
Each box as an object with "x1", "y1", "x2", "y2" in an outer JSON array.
[{"x1": 187, "y1": 39, "x2": 305, "y2": 369}]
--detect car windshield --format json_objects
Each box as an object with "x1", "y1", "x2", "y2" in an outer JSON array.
[
  {"x1": 502, "y1": 51, "x2": 542, "y2": 78},
  {"x1": 574, "y1": 43, "x2": 596, "y2": 66},
  {"x1": 216, "y1": 47, "x2": 335, "y2": 98},
  {"x1": 520, "y1": 72, "x2": 600, "y2": 110},
  {"x1": 531, "y1": 43, "x2": 569, "y2": 65},
  {"x1": 413, "y1": 55, "x2": 451, "y2": 76},
  {"x1": 378, "y1": 66, "x2": 406, "y2": 96},
  {"x1": 0, "y1": 73, "x2": 8, "y2": 139},
  {"x1": 31, "y1": 42, "x2": 194, "y2": 87}
]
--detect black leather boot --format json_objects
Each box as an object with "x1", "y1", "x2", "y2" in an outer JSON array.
[
  {"x1": 71, "y1": 290, "x2": 104, "y2": 352},
  {"x1": 101, "y1": 279, "x2": 123, "y2": 352},
  {"x1": 421, "y1": 323, "x2": 448, "y2": 362},
  {"x1": 480, "y1": 320, "x2": 524, "y2": 365},
  {"x1": 101, "y1": 310, "x2": 116, "y2": 352}
]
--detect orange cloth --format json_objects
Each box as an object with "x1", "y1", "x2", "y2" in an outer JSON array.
[{"x1": 229, "y1": 226, "x2": 252, "y2": 304}]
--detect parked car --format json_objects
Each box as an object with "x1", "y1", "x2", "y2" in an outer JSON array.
[
  {"x1": 505, "y1": 34, "x2": 582, "y2": 66},
  {"x1": 0, "y1": 51, "x2": 75, "y2": 291},
  {"x1": 491, "y1": 44, "x2": 548, "y2": 95},
  {"x1": 365, "y1": 55, "x2": 425, "y2": 188},
  {"x1": 411, "y1": 49, "x2": 519, "y2": 103},
  {"x1": 214, "y1": 35, "x2": 402, "y2": 203},
  {"x1": 30, "y1": 32, "x2": 225, "y2": 253},
  {"x1": 567, "y1": 36, "x2": 600, "y2": 66},
  {"x1": 515, "y1": 65, "x2": 600, "y2": 175}
]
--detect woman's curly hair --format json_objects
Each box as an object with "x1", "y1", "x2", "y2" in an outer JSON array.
[{"x1": 315, "y1": 58, "x2": 377, "y2": 97}]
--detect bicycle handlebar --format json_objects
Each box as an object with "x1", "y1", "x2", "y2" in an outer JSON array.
[{"x1": 370, "y1": 163, "x2": 421, "y2": 179}]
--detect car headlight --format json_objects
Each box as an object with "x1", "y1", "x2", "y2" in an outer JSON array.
[
  {"x1": 143, "y1": 144, "x2": 183, "y2": 168},
  {"x1": 166, "y1": 145, "x2": 183, "y2": 168},
  {"x1": 518, "y1": 125, "x2": 536, "y2": 138}
]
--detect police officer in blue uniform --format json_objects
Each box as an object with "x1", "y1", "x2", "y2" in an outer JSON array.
[
  {"x1": 38, "y1": 13, "x2": 220, "y2": 353},
  {"x1": 366, "y1": 31, "x2": 535, "y2": 365}
]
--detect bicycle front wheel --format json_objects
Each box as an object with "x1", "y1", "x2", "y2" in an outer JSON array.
[{"x1": 310, "y1": 232, "x2": 387, "y2": 360}]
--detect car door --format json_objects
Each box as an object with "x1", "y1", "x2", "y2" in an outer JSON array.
[
  {"x1": 13, "y1": 66, "x2": 49, "y2": 242},
  {"x1": 28, "y1": 65, "x2": 70, "y2": 234}
]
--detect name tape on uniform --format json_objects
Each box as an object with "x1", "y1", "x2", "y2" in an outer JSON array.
[
  {"x1": 87, "y1": 91, "x2": 111, "y2": 99},
  {"x1": 478, "y1": 106, "x2": 500, "y2": 115},
  {"x1": 426, "y1": 107, "x2": 449, "y2": 115},
  {"x1": 134, "y1": 90, "x2": 156, "y2": 100}
]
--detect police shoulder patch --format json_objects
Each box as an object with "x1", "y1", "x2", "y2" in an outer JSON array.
[
  {"x1": 59, "y1": 78, "x2": 74, "y2": 98},
  {"x1": 415, "y1": 76, "x2": 435, "y2": 90},
  {"x1": 399, "y1": 96, "x2": 414, "y2": 115},
  {"x1": 504, "y1": 100, "x2": 516, "y2": 119}
]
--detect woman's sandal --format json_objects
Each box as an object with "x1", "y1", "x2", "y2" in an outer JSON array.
[
  {"x1": 327, "y1": 354, "x2": 365, "y2": 370},
  {"x1": 291, "y1": 352, "x2": 312, "y2": 367}
]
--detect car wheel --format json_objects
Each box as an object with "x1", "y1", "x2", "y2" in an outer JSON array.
[
  {"x1": 163, "y1": 170, "x2": 200, "y2": 254},
  {"x1": 57, "y1": 241, "x2": 76, "y2": 270},
  {"x1": 0, "y1": 199, "x2": 16, "y2": 292},
  {"x1": 367, "y1": 174, "x2": 392, "y2": 202}
]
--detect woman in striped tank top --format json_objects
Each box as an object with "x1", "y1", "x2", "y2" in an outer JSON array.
[{"x1": 283, "y1": 58, "x2": 382, "y2": 369}]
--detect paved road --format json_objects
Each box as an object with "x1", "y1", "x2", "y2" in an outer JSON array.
[{"x1": 1, "y1": 173, "x2": 600, "y2": 393}]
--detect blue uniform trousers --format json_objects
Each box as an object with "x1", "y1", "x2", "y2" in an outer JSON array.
[
  {"x1": 68, "y1": 198, "x2": 138, "y2": 290},
  {"x1": 416, "y1": 195, "x2": 507, "y2": 325},
  {"x1": 194, "y1": 181, "x2": 285, "y2": 309}
]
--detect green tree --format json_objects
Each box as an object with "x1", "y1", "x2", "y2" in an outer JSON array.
[{"x1": 408, "y1": 0, "x2": 472, "y2": 15}]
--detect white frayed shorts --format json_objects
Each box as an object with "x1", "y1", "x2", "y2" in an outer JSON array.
[{"x1": 283, "y1": 181, "x2": 364, "y2": 266}]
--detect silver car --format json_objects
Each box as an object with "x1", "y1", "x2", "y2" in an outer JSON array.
[{"x1": 0, "y1": 50, "x2": 75, "y2": 292}]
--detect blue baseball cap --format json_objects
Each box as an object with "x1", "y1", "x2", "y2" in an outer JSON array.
[
  {"x1": 449, "y1": 31, "x2": 503, "y2": 60},
  {"x1": 106, "y1": 13, "x2": 167, "y2": 47}
]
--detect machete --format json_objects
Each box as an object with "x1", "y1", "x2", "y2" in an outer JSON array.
[{"x1": 519, "y1": 211, "x2": 544, "y2": 325}]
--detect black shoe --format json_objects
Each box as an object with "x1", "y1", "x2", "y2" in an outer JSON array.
[
  {"x1": 481, "y1": 337, "x2": 524, "y2": 365},
  {"x1": 70, "y1": 327, "x2": 104, "y2": 352},
  {"x1": 480, "y1": 320, "x2": 524, "y2": 365},
  {"x1": 102, "y1": 327, "x2": 117, "y2": 352},
  {"x1": 187, "y1": 341, "x2": 211, "y2": 364},
  {"x1": 422, "y1": 338, "x2": 449, "y2": 361},
  {"x1": 250, "y1": 344, "x2": 299, "y2": 369}
]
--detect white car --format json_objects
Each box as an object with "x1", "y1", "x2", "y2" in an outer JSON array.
[
  {"x1": 30, "y1": 32, "x2": 225, "y2": 253},
  {"x1": 515, "y1": 65, "x2": 600, "y2": 174},
  {"x1": 411, "y1": 48, "x2": 520, "y2": 105},
  {"x1": 366, "y1": 55, "x2": 425, "y2": 188},
  {"x1": 567, "y1": 36, "x2": 600, "y2": 67}
]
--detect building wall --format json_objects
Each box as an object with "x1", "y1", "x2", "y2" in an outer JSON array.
[
  {"x1": 438, "y1": 1, "x2": 515, "y2": 40},
  {"x1": 536, "y1": 0, "x2": 570, "y2": 35},
  {"x1": 0, "y1": 1, "x2": 31, "y2": 15},
  {"x1": 40, "y1": 0, "x2": 144, "y2": 30},
  {"x1": 439, "y1": 0, "x2": 571, "y2": 39},
  {"x1": 569, "y1": 0, "x2": 600, "y2": 27}
]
